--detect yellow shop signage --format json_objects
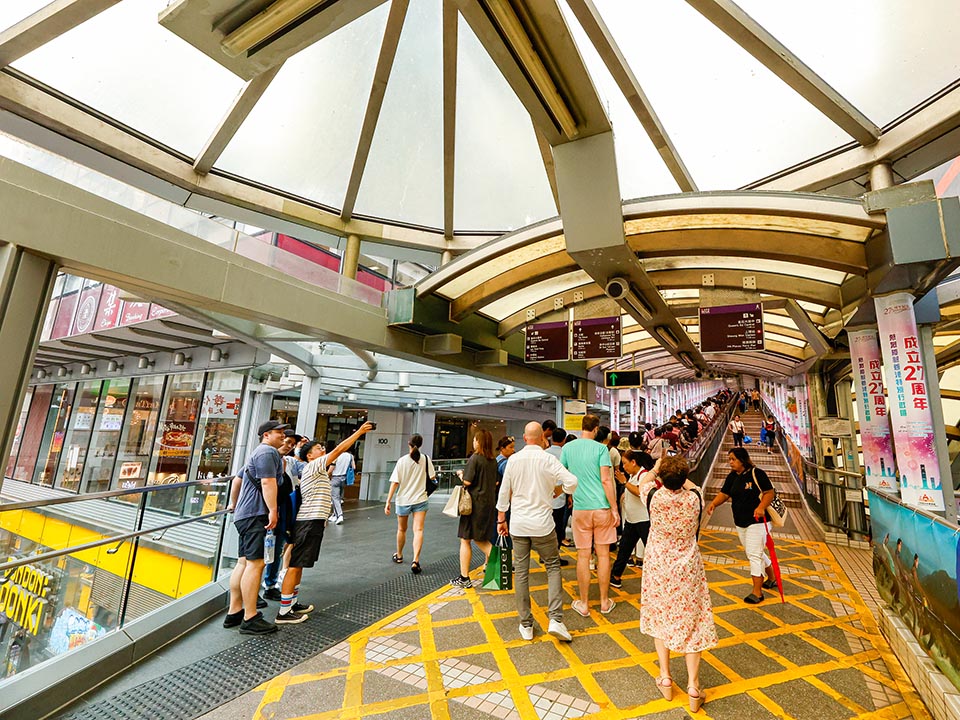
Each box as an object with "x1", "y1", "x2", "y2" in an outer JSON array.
[{"x1": 1, "y1": 561, "x2": 53, "y2": 635}]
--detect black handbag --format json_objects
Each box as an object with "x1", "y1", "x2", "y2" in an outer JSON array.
[{"x1": 424, "y1": 455, "x2": 439, "y2": 496}]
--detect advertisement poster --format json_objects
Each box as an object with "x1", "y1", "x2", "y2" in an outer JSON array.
[
  {"x1": 96, "y1": 285, "x2": 122, "y2": 331},
  {"x1": 157, "y1": 422, "x2": 195, "y2": 458},
  {"x1": 849, "y1": 329, "x2": 898, "y2": 491},
  {"x1": 119, "y1": 302, "x2": 150, "y2": 327},
  {"x1": 71, "y1": 285, "x2": 102, "y2": 336},
  {"x1": 869, "y1": 490, "x2": 960, "y2": 689},
  {"x1": 874, "y1": 293, "x2": 944, "y2": 510},
  {"x1": 148, "y1": 304, "x2": 176, "y2": 320}
]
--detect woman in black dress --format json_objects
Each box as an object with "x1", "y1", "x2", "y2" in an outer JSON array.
[{"x1": 450, "y1": 429, "x2": 499, "y2": 587}]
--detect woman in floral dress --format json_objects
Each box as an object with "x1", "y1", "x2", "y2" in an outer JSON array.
[{"x1": 640, "y1": 455, "x2": 717, "y2": 713}]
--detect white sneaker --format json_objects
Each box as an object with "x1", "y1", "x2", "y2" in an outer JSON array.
[
  {"x1": 548, "y1": 619, "x2": 572, "y2": 642},
  {"x1": 335, "y1": 516, "x2": 344, "y2": 525},
  {"x1": 519, "y1": 624, "x2": 534, "y2": 641}
]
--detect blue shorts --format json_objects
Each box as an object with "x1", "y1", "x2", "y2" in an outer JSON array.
[{"x1": 396, "y1": 501, "x2": 429, "y2": 516}]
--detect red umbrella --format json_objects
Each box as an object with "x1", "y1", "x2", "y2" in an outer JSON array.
[{"x1": 764, "y1": 518, "x2": 785, "y2": 603}]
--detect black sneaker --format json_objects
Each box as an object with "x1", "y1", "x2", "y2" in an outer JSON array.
[
  {"x1": 450, "y1": 576, "x2": 472, "y2": 588},
  {"x1": 256, "y1": 595, "x2": 268, "y2": 609},
  {"x1": 264, "y1": 587, "x2": 282, "y2": 601},
  {"x1": 291, "y1": 602, "x2": 314, "y2": 614},
  {"x1": 239, "y1": 612, "x2": 278, "y2": 635},
  {"x1": 275, "y1": 610, "x2": 308, "y2": 625},
  {"x1": 222, "y1": 610, "x2": 243, "y2": 629},
  {"x1": 559, "y1": 557, "x2": 570, "y2": 567},
  {"x1": 609, "y1": 577, "x2": 623, "y2": 589}
]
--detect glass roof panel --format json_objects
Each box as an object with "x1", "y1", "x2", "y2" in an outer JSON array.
[
  {"x1": 737, "y1": 0, "x2": 960, "y2": 127},
  {"x1": 215, "y1": 3, "x2": 389, "y2": 210},
  {"x1": 798, "y1": 300, "x2": 828, "y2": 315},
  {"x1": 482, "y1": 270, "x2": 592, "y2": 320},
  {"x1": 13, "y1": 1, "x2": 245, "y2": 157},
  {"x1": 354, "y1": 0, "x2": 443, "y2": 228},
  {"x1": 765, "y1": 332, "x2": 807, "y2": 348},
  {"x1": 558, "y1": 1, "x2": 683, "y2": 200},
  {"x1": 643, "y1": 256, "x2": 848, "y2": 285},
  {"x1": 453, "y1": 16, "x2": 557, "y2": 231},
  {"x1": 763, "y1": 313, "x2": 800, "y2": 330},
  {"x1": 591, "y1": 0, "x2": 850, "y2": 190},
  {"x1": 0, "y1": 1, "x2": 49, "y2": 33}
]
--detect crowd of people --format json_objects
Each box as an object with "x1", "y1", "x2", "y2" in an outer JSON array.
[{"x1": 222, "y1": 386, "x2": 783, "y2": 712}]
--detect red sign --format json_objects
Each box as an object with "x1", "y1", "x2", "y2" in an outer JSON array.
[
  {"x1": 50, "y1": 293, "x2": 78, "y2": 340},
  {"x1": 120, "y1": 302, "x2": 150, "y2": 326},
  {"x1": 148, "y1": 304, "x2": 176, "y2": 320},
  {"x1": 96, "y1": 285, "x2": 122, "y2": 331},
  {"x1": 71, "y1": 286, "x2": 103, "y2": 336}
]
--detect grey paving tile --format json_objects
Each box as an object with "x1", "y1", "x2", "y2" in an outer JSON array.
[
  {"x1": 568, "y1": 632, "x2": 630, "y2": 665},
  {"x1": 434, "y1": 621, "x2": 489, "y2": 653},
  {"x1": 763, "y1": 678, "x2": 854, "y2": 720},
  {"x1": 710, "y1": 643, "x2": 787, "y2": 680},
  {"x1": 757, "y1": 633, "x2": 834, "y2": 667},
  {"x1": 362, "y1": 671, "x2": 424, "y2": 704},
  {"x1": 507, "y1": 640, "x2": 570, "y2": 675}
]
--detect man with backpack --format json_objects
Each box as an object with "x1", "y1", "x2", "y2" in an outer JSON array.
[{"x1": 223, "y1": 420, "x2": 287, "y2": 635}]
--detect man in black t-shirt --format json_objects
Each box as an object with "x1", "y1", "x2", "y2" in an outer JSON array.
[{"x1": 706, "y1": 447, "x2": 777, "y2": 604}]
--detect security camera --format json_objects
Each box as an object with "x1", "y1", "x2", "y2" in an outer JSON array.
[
  {"x1": 694, "y1": 370, "x2": 704, "y2": 379},
  {"x1": 605, "y1": 277, "x2": 629, "y2": 300}
]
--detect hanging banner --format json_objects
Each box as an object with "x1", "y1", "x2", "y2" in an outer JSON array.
[
  {"x1": 874, "y1": 293, "x2": 944, "y2": 510},
  {"x1": 849, "y1": 329, "x2": 898, "y2": 492}
]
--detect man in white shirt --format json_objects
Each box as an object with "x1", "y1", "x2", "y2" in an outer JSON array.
[{"x1": 497, "y1": 422, "x2": 578, "y2": 642}]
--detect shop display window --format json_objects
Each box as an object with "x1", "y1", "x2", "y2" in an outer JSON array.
[
  {"x1": 81, "y1": 378, "x2": 131, "y2": 494},
  {"x1": 184, "y1": 371, "x2": 245, "y2": 516},
  {"x1": 11, "y1": 385, "x2": 53, "y2": 483},
  {"x1": 113, "y1": 376, "x2": 165, "y2": 500},
  {"x1": 32, "y1": 384, "x2": 77, "y2": 488},
  {"x1": 5, "y1": 389, "x2": 34, "y2": 479},
  {"x1": 56, "y1": 380, "x2": 103, "y2": 492},
  {"x1": 147, "y1": 372, "x2": 204, "y2": 514}
]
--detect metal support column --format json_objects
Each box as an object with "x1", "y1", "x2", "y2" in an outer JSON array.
[
  {"x1": 295, "y1": 374, "x2": 322, "y2": 438},
  {"x1": 920, "y1": 324, "x2": 958, "y2": 523},
  {"x1": 0, "y1": 244, "x2": 57, "y2": 489},
  {"x1": 342, "y1": 233, "x2": 361, "y2": 280}
]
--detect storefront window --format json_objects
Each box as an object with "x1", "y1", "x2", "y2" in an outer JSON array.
[
  {"x1": 32, "y1": 384, "x2": 77, "y2": 488},
  {"x1": 113, "y1": 376, "x2": 165, "y2": 497},
  {"x1": 185, "y1": 371, "x2": 245, "y2": 516},
  {"x1": 147, "y1": 372, "x2": 204, "y2": 514},
  {"x1": 56, "y1": 381, "x2": 103, "y2": 492},
  {"x1": 5, "y1": 389, "x2": 34, "y2": 479},
  {"x1": 12, "y1": 385, "x2": 54, "y2": 483},
  {"x1": 82, "y1": 378, "x2": 131, "y2": 494}
]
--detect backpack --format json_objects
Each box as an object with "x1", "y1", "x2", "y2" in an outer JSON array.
[{"x1": 646, "y1": 485, "x2": 703, "y2": 541}]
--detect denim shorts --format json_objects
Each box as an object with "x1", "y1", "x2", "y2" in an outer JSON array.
[{"x1": 396, "y1": 500, "x2": 429, "y2": 516}]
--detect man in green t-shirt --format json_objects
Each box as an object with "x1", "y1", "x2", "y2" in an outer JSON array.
[{"x1": 560, "y1": 415, "x2": 619, "y2": 616}]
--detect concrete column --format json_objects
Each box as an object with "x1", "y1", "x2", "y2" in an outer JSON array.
[
  {"x1": 295, "y1": 375, "x2": 322, "y2": 437},
  {"x1": 235, "y1": 388, "x2": 273, "y2": 473},
  {"x1": 361, "y1": 408, "x2": 416, "y2": 501},
  {"x1": 342, "y1": 233, "x2": 361, "y2": 280},
  {"x1": 0, "y1": 245, "x2": 57, "y2": 490}
]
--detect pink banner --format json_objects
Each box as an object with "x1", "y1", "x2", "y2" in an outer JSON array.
[
  {"x1": 848, "y1": 329, "x2": 897, "y2": 492},
  {"x1": 96, "y1": 285, "x2": 122, "y2": 331},
  {"x1": 119, "y1": 301, "x2": 150, "y2": 326},
  {"x1": 874, "y1": 293, "x2": 944, "y2": 510}
]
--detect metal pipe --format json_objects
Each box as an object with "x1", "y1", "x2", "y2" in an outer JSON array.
[
  {"x1": 117, "y1": 492, "x2": 148, "y2": 628},
  {"x1": 0, "y1": 477, "x2": 230, "y2": 512}
]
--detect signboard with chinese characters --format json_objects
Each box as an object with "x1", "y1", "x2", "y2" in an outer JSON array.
[
  {"x1": 96, "y1": 285, "x2": 122, "y2": 330},
  {"x1": 524, "y1": 321, "x2": 569, "y2": 363},
  {"x1": 874, "y1": 292, "x2": 943, "y2": 510},
  {"x1": 202, "y1": 390, "x2": 241, "y2": 418},
  {"x1": 848, "y1": 329, "x2": 897, "y2": 492},
  {"x1": 571, "y1": 316, "x2": 621, "y2": 360},
  {"x1": 699, "y1": 303, "x2": 764, "y2": 352}
]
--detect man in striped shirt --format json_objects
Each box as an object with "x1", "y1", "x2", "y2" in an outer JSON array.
[{"x1": 276, "y1": 422, "x2": 374, "y2": 623}]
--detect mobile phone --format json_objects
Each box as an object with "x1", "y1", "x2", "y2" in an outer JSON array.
[{"x1": 368, "y1": 422, "x2": 377, "y2": 430}]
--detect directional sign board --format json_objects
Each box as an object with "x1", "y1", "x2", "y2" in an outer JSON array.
[
  {"x1": 524, "y1": 321, "x2": 569, "y2": 363},
  {"x1": 572, "y1": 316, "x2": 621, "y2": 360},
  {"x1": 604, "y1": 369, "x2": 643, "y2": 389},
  {"x1": 698, "y1": 303, "x2": 764, "y2": 352}
]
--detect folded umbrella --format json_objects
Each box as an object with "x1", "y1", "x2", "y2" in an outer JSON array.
[{"x1": 763, "y1": 518, "x2": 785, "y2": 603}]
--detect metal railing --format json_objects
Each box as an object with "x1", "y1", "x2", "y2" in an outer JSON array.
[{"x1": 0, "y1": 478, "x2": 230, "y2": 679}]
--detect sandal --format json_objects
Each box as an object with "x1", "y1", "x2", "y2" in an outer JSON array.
[
  {"x1": 744, "y1": 593, "x2": 764, "y2": 604},
  {"x1": 411, "y1": 561, "x2": 422, "y2": 574},
  {"x1": 688, "y1": 686, "x2": 704, "y2": 713},
  {"x1": 656, "y1": 676, "x2": 673, "y2": 701},
  {"x1": 762, "y1": 579, "x2": 778, "y2": 590},
  {"x1": 599, "y1": 599, "x2": 616, "y2": 615},
  {"x1": 571, "y1": 599, "x2": 590, "y2": 617},
  {"x1": 392, "y1": 554, "x2": 403, "y2": 564}
]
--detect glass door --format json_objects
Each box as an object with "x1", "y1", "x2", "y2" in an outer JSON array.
[
  {"x1": 82, "y1": 377, "x2": 131, "y2": 494},
  {"x1": 56, "y1": 380, "x2": 103, "y2": 492},
  {"x1": 33, "y1": 383, "x2": 77, "y2": 487}
]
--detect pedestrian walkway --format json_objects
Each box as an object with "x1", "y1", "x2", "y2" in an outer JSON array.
[{"x1": 197, "y1": 525, "x2": 928, "y2": 720}]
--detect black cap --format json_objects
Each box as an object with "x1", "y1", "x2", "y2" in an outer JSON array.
[{"x1": 257, "y1": 420, "x2": 290, "y2": 437}]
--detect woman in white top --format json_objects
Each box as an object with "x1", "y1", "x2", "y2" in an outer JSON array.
[
  {"x1": 728, "y1": 414, "x2": 745, "y2": 448},
  {"x1": 610, "y1": 450, "x2": 655, "y2": 588},
  {"x1": 385, "y1": 434, "x2": 435, "y2": 574}
]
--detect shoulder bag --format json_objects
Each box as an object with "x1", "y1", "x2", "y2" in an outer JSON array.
[
  {"x1": 423, "y1": 455, "x2": 439, "y2": 496},
  {"x1": 752, "y1": 468, "x2": 788, "y2": 527}
]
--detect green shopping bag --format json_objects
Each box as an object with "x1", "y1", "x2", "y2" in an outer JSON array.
[{"x1": 483, "y1": 535, "x2": 513, "y2": 590}]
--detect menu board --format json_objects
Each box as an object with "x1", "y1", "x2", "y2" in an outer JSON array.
[
  {"x1": 572, "y1": 316, "x2": 622, "y2": 360},
  {"x1": 699, "y1": 303, "x2": 764, "y2": 352},
  {"x1": 525, "y1": 321, "x2": 570, "y2": 363}
]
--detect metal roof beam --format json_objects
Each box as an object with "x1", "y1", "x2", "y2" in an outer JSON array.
[
  {"x1": 565, "y1": 0, "x2": 697, "y2": 191},
  {"x1": 0, "y1": 0, "x2": 120, "y2": 69},
  {"x1": 193, "y1": 65, "x2": 283, "y2": 176},
  {"x1": 340, "y1": 0, "x2": 410, "y2": 221},
  {"x1": 685, "y1": 0, "x2": 879, "y2": 145},
  {"x1": 441, "y1": 0, "x2": 457, "y2": 238},
  {"x1": 783, "y1": 298, "x2": 832, "y2": 356},
  {"x1": 651, "y1": 268, "x2": 842, "y2": 308}
]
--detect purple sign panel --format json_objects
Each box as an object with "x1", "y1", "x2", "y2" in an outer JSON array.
[
  {"x1": 525, "y1": 321, "x2": 569, "y2": 363},
  {"x1": 699, "y1": 303, "x2": 764, "y2": 352},
  {"x1": 572, "y1": 316, "x2": 621, "y2": 360}
]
